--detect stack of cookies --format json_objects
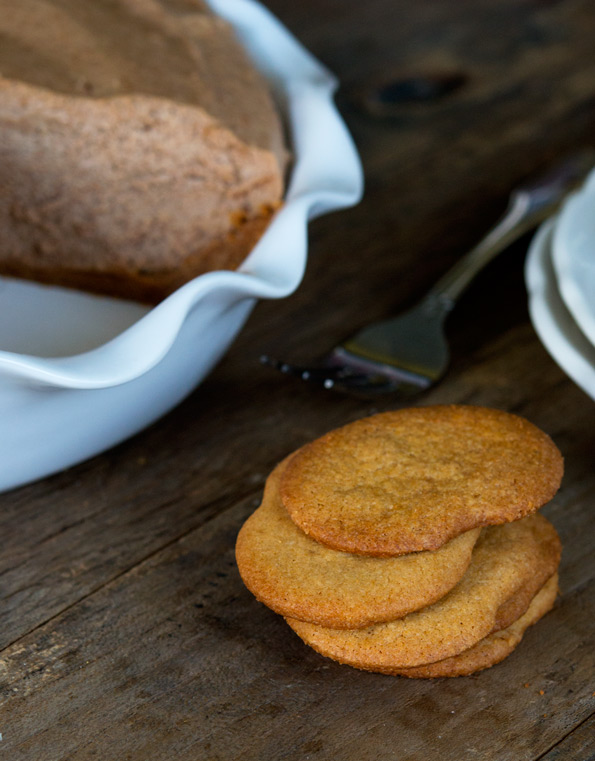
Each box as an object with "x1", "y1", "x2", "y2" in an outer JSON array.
[{"x1": 236, "y1": 405, "x2": 564, "y2": 677}]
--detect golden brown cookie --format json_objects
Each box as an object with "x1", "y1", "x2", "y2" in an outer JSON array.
[
  {"x1": 236, "y1": 459, "x2": 481, "y2": 629},
  {"x1": 286, "y1": 514, "x2": 561, "y2": 671},
  {"x1": 280, "y1": 406, "x2": 563, "y2": 555},
  {"x1": 394, "y1": 573, "x2": 558, "y2": 678}
]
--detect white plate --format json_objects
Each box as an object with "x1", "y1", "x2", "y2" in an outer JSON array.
[
  {"x1": 551, "y1": 171, "x2": 595, "y2": 348},
  {"x1": 0, "y1": 0, "x2": 363, "y2": 492},
  {"x1": 525, "y1": 220, "x2": 595, "y2": 401}
]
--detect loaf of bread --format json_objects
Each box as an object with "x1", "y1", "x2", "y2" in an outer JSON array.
[{"x1": 0, "y1": 0, "x2": 287, "y2": 302}]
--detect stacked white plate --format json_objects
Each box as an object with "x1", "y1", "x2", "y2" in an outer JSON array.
[{"x1": 525, "y1": 169, "x2": 595, "y2": 401}]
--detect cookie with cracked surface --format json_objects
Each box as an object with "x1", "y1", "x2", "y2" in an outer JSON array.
[
  {"x1": 236, "y1": 458, "x2": 481, "y2": 629},
  {"x1": 286, "y1": 514, "x2": 561, "y2": 671},
  {"x1": 280, "y1": 405, "x2": 563, "y2": 556},
  {"x1": 394, "y1": 573, "x2": 559, "y2": 678}
]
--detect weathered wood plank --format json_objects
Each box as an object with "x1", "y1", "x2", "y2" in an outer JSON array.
[
  {"x1": 2, "y1": 0, "x2": 595, "y2": 651},
  {"x1": 539, "y1": 715, "x2": 595, "y2": 761},
  {"x1": 0, "y1": 314, "x2": 590, "y2": 649},
  {"x1": 0, "y1": 475, "x2": 592, "y2": 761},
  {"x1": 1, "y1": 0, "x2": 595, "y2": 758}
]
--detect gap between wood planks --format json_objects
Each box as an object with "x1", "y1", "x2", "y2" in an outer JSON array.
[{"x1": 535, "y1": 711, "x2": 595, "y2": 761}]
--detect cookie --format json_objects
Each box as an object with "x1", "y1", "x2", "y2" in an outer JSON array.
[
  {"x1": 236, "y1": 458, "x2": 481, "y2": 629},
  {"x1": 394, "y1": 573, "x2": 558, "y2": 678},
  {"x1": 280, "y1": 405, "x2": 563, "y2": 555},
  {"x1": 286, "y1": 514, "x2": 561, "y2": 671}
]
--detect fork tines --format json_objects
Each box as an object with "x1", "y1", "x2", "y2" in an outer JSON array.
[{"x1": 259, "y1": 354, "x2": 417, "y2": 395}]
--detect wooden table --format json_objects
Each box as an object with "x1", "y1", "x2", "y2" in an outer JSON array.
[{"x1": 1, "y1": 1, "x2": 594, "y2": 758}]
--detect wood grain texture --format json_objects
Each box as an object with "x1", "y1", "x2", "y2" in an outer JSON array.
[
  {"x1": 1, "y1": 0, "x2": 594, "y2": 758},
  {"x1": 540, "y1": 715, "x2": 595, "y2": 760}
]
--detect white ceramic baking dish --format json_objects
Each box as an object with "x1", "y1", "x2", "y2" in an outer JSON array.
[{"x1": 0, "y1": 0, "x2": 363, "y2": 491}]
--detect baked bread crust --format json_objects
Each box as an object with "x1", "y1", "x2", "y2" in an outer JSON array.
[{"x1": 0, "y1": 0, "x2": 286, "y2": 302}]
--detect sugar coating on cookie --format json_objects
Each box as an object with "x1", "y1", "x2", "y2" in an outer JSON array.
[
  {"x1": 280, "y1": 405, "x2": 564, "y2": 556},
  {"x1": 393, "y1": 573, "x2": 559, "y2": 678},
  {"x1": 286, "y1": 514, "x2": 561, "y2": 671},
  {"x1": 236, "y1": 458, "x2": 481, "y2": 629}
]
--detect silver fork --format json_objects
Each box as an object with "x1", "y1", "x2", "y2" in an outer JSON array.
[{"x1": 261, "y1": 151, "x2": 594, "y2": 395}]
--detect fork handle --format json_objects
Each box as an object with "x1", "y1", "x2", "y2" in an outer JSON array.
[{"x1": 423, "y1": 150, "x2": 594, "y2": 312}]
